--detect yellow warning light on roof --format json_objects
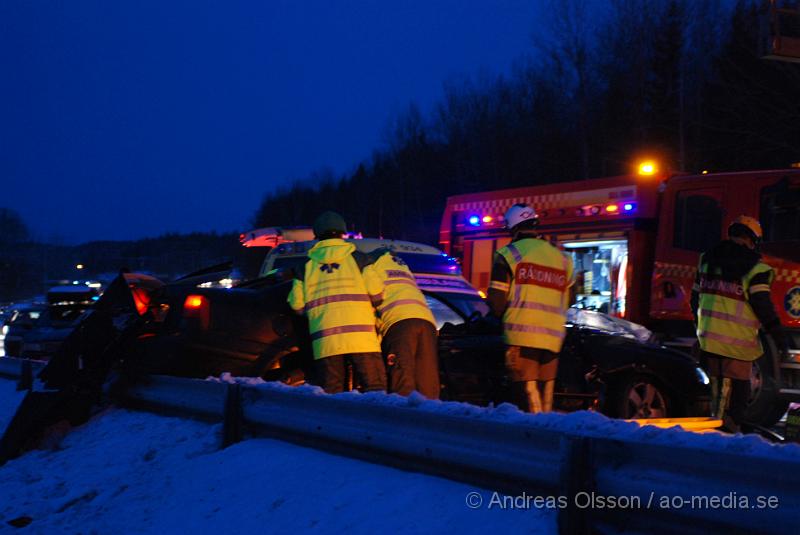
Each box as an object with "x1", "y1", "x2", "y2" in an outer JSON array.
[{"x1": 637, "y1": 160, "x2": 658, "y2": 176}]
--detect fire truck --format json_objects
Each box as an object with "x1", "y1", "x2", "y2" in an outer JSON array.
[{"x1": 440, "y1": 165, "x2": 800, "y2": 426}]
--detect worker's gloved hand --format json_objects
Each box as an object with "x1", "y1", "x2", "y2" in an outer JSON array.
[{"x1": 470, "y1": 313, "x2": 502, "y2": 335}]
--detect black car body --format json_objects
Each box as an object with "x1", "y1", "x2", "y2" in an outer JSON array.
[
  {"x1": 129, "y1": 267, "x2": 711, "y2": 419},
  {"x1": 436, "y1": 301, "x2": 711, "y2": 418}
]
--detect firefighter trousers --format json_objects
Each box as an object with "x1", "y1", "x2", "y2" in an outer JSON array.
[
  {"x1": 314, "y1": 353, "x2": 387, "y2": 394},
  {"x1": 381, "y1": 318, "x2": 440, "y2": 399}
]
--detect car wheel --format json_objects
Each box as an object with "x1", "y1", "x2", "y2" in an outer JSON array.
[
  {"x1": 612, "y1": 375, "x2": 671, "y2": 419},
  {"x1": 743, "y1": 336, "x2": 789, "y2": 427}
]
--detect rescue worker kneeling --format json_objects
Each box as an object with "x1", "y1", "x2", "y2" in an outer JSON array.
[
  {"x1": 365, "y1": 248, "x2": 439, "y2": 399},
  {"x1": 287, "y1": 211, "x2": 386, "y2": 394},
  {"x1": 487, "y1": 204, "x2": 574, "y2": 413}
]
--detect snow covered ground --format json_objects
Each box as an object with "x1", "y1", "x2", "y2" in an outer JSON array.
[
  {"x1": 0, "y1": 383, "x2": 554, "y2": 534},
  {"x1": 3, "y1": 373, "x2": 800, "y2": 534}
]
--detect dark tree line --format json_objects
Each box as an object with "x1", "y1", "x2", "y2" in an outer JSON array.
[
  {"x1": 0, "y1": 212, "x2": 240, "y2": 302},
  {"x1": 253, "y1": 0, "x2": 800, "y2": 246}
]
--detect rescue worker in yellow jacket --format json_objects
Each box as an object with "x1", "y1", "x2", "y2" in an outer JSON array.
[
  {"x1": 365, "y1": 248, "x2": 439, "y2": 399},
  {"x1": 487, "y1": 204, "x2": 574, "y2": 413},
  {"x1": 287, "y1": 212, "x2": 386, "y2": 394},
  {"x1": 691, "y1": 216, "x2": 788, "y2": 432}
]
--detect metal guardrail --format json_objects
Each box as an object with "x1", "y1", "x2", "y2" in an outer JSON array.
[
  {"x1": 1, "y1": 357, "x2": 798, "y2": 534},
  {"x1": 0, "y1": 357, "x2": 43, "y2": 382}
]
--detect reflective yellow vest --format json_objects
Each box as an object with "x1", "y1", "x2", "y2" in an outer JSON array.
[
  {"x1": 696, "y1": 257, "x2": 772, "y2": 361},
  {"x1": 287, "y1": 239, "x2": 381, "y2": 359},
  {"x1": 366, "y1": 252, "x2": 436, "y2": 335},
  {"x1": 495, "y1": 238, "x2": 573, "y2": 352}
]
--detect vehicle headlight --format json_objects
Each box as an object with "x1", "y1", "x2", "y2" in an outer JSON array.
[
  {"x1": 695, "y1": 367, "x2": 710, "y2": 385},
  {"x1": 1, "y1": 325, "x2": 7, "y2": 335}
]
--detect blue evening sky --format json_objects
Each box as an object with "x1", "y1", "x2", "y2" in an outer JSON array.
[{"x1": 1, "y1": 0, "x2": 544, "y2": 242}]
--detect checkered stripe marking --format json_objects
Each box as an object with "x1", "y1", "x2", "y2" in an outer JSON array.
[
  {"x1": 776, "y1": 268, "x2": 800, "y2": 284},
  {"x1": 453, "y1": 186, "x2": 638, "y2": 214},
  {"x1": 655, "y1": 263, "x2": 800, "y2": 284},
  {"x1": 654, "y1": 262, "x2": 696, "y2": 279},
  {"x1": 454, "y1": 193, "x2": 568, "y2": 213}
]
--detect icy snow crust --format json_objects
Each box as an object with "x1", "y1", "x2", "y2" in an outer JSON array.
[
  {"x1": 208, "y1": 372, "x2": 800, "y2": 462},
  {"x1": 0, "y1": 407, "x2": 553, "y2": 534},
  {"x1": 1, "y1": 372, "x2": 798, "y2": 533}
]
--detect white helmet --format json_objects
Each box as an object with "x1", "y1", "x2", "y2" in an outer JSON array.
[{"x1": 504, "y1": 203, "x2": 538, "y2": 230}]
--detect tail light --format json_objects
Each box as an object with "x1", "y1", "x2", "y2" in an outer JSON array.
[
  {"x1": 183, "y1": 294, "x2": 210, "y2": 330},
  {"x1": 130, "y1": 287, "x2": 152, "y2": 315}
]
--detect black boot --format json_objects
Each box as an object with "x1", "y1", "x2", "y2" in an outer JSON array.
[{"x1": 726, "y1": 379, "x2": 751, "y2": 431}]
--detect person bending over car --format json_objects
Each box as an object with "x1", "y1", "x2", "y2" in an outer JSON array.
[
  {"x1": 287, "y1": 211, "x2": 386, "y2": 394},
  {"x1": 365, "y1": 248, "x2": 439, "y2": 399},
  {"x1": 487, "y1": 204, "x2": 574, "y2": 413}
]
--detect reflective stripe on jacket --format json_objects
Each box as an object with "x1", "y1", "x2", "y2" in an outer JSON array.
[
  {"x1": 287, "y1": 239, "x2": 381, "y2": 359},
  {"x1": 366, "y1": 252, "x2": 436, "y2": 335},
  {"x1": 696, "y1": 256, "x2": 772, "y2": 361},
  {"x1": 497, "y1": 238, "x2": 573, "y2": 352}
]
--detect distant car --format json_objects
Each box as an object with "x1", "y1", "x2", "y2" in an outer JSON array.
[
  {"x1": 3, "y1": 303, "x2": 48, "y2": 358},
  {"x1": 5, "y1": 287, "x2": 98, "y2": 360}
]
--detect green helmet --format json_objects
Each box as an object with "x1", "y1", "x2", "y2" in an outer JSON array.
[{"x1": 313, "y1": 211, "x2": 347, "y2": 238}]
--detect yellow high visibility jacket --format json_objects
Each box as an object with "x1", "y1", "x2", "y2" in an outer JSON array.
[
  {"x1": 365, "y1": 251, "x2": 436, "y2": 335},
  {"x1": 696, "y1": 256, "x2": 773, "y2": 361},
  {"x1": 492, "y1": 238, "x2": 574, "y2": 352},
  {"x1": 287, "y1": 239, "x2": 382, "y2": 359}
]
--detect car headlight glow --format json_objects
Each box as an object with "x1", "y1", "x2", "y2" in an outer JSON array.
[{"x1": 695, "y1": 367, "x2": 710, "y2": 385}]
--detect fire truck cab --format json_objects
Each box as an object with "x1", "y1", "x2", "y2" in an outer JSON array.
[{"x1": 440, "y1": 168, "x2": 800, "y2": 426}]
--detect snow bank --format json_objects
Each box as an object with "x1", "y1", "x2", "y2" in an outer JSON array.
[
  {"x1": 208, "y1": 374, "x2": 800, "y2": 462},
  {"x1": 0, "y1": 405, "x2": 553, "y2": 534}
]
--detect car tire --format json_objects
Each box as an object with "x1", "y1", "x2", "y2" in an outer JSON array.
[
  {"x1": 743, "y1": 336, "x2": 788, "y2": 427},
  {"x1": 609, "y1": 374, "x2": 672, "y2": 419}
]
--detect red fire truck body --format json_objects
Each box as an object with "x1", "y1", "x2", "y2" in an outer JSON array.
[{"x1": 440, "y1": 169, "x2": 800, "y2": 413}]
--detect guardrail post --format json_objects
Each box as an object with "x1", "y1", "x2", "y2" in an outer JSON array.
[
  {"x1": 557, "y1": 434, "x2": 593, "y2": 535},
  {"x1": 16, "y1": 359, "x2": 33, "y2": 392},
  {"x1": 222, "y1": 383, "x2": 243, "y2": 448}
]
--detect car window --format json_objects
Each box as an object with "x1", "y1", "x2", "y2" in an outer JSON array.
[
  {"x1": 9, "y1": 309, "x2": 43, "y2": 327},
  {"x1": 760, "y1": 179, "x2": 800, "y2": 242},
  {"x1": 396, "y1": 253, "x2": 462, "y2": 276},
  {"x1": 270, "y1": 256, "x2": 307, "y2": 276},
  {"x1": 424, "y1": 295, "x2": 465, "y2": 330},
  {"x1": 436, "y1": 292, "x2": 489, "y2": 319},
  {"x1": 49, "y1": 305, "x2": 89, "y2": 324},
  {"x1": 673, "y1": 190, "x2": 723, "y2": 252}
]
